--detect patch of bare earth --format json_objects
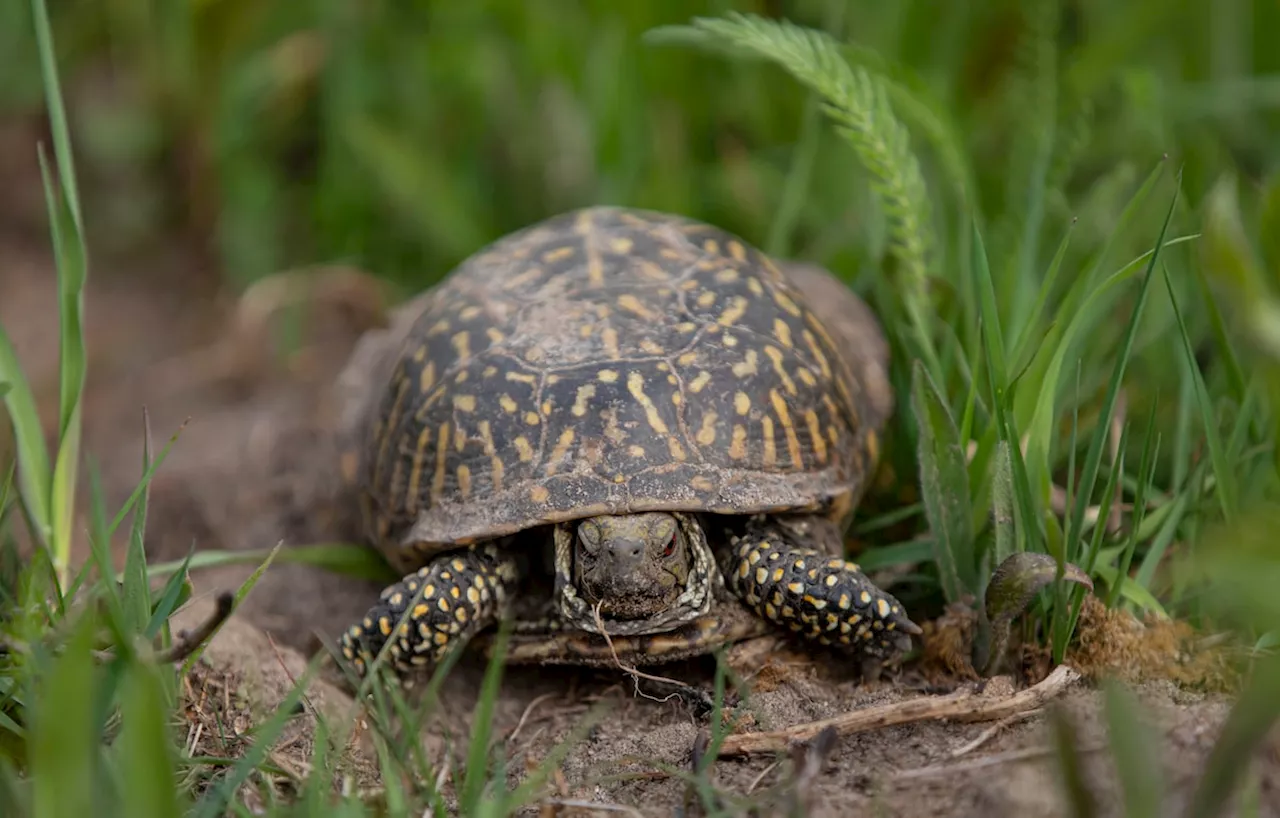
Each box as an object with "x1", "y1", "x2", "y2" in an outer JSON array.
[{"x1": 2, "y1": 114, "x2": 1277, "y2": 816}]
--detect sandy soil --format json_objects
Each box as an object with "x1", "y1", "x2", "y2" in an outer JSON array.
[{"x1": 2, "y1": 113, "x2": 1277, "y2": 817}]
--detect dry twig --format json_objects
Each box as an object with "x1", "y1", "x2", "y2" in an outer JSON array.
[
  {"x1": 159, "y1": 591, "x2": 235, "y2": 664},
  {"x1": 716, "y1": 665, "x2": 1081, "y2": 757}
]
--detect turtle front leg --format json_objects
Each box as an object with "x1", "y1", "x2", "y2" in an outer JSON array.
[
  {"x1": 719, "y1": 515, "x2": 922, "y2": 668},
  {"x1": 339, "y1": 543, "x2": 521, "y2": 681}
]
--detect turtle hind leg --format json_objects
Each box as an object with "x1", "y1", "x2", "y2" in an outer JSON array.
[
  {"x1": 339, "y1": 543, "x2": 520, "y2": 681},
  {"x1": 718, "y1": 516, "x2": 922, "y2": 665}
]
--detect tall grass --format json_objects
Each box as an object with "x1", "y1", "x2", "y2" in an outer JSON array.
[{"x1": 2, "y1": 0, "x2": 1279, "y2": 814}]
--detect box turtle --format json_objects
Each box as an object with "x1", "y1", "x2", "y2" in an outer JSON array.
[{"x1": 337, "y1": 206, "x2": 920, "y2": 682}]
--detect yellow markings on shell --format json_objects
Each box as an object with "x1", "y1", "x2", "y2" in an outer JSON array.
[
  {"x1": 755, "y1": 567, "x2": 768, "y2": 585},
  {"x1": 451, "y1": 331, "x2": 471, "y2": 360},
  {"x1": 786, "y1": 582, "x2": 804, "y2": 595},
  {"x1": 695, "y1": 412, "x2": 718, "y2": 446},
  {"x1": 427, "y1": 319, "x2": 450, "y2": 337},
  {"x1": 801, "y1": 329, "x2": 832, "y2": 379},
  {"x1": 804, "y1": 594, "x2": 827, "y2": 610},
  {"x1": 638, "y1": 260, "x2": 669, "y2": 281},
  {"x1": 729, "y1": 425, "x2": 748, "y2": 460},
  {"x1": 876, "y1": 598, "x2": 891, "y2": 618},
  {"x1": 773, "y1": 288, "x2": 803, "y2": 317},
  {"x1": 746, "y1": 277, "x2": 764, "y2": 296},
  {"x1": 524, "y1": 411, "x2": 540, "y2": 426},
  {"x1": 610, "y1": 237, "x2": 633, "y2": 254},
  {"x1": 764, "y1": 346, "x2": 797, "y2": 395},
  {"x1": 578, "y1": 324, "x2": 594, "y2": 339},
  {"x1": 628, "y1": 444, "x2": 646, "y2": 458},
  {"x1": 459, "y1": 305, "x2": 481, "y2": 320},
  {"x1": 734, "y1": 392, "x2": 751, "y2": 416},
  {"x1": 627, "y1": 372, "x2": 669, "y2": 434},
  {"x1": 670, "y1": 392, "x2": 683, "y2": 406},
  {"x1": 412, "y1": 603, "x2": 429, "y2": 618},
  {"x1": 676, "y1": 321, "x2": 697, "y2": 333},
  {"x1": 499, "y1": 394, "x2": 518, "y2": 414},
  {"x1": 703, "y1": 239, "x2": 720, "y2": 255},
  {"x1": 503, "y1": 266, "x2": 544, "y2": 290},
  {"x1": 666, "y1": 438, "x2": 687, "y2": 461},
  {"x1": 452, "y1": 425, "x2": 467, "y2": 452},
  {"x1": 453, "y1": 395, "x2": 476, "y2": 412},
  {"x1": 866, "y1": 430, "x2": 880, "y2": 465},
  {"x1": 797, "y1": 368, "x2": 817, "y2": 387},
  {"x1": 772, "y1": 567, "x2": 785, "y2": 582},
  {"x1": 690, "y1": 475, "x2": 714, "y2": 491},
  {"x1": 805, "y1": 409, "x2": 828, "y2": 464},
  {"x1": 677, "y1": 352, "x2": 698, "y2": 366},
  {"x1": 680, "y1": 279, "x2": 699, "y2": 291},
  {"x1": 433, "y1": 631, "x2": 449, "y2": 646},
  {"x1": 825, "y1": 574, "x2": 838, "y2": 587},
  {"x1": 860, "y1": 590, "x2": 872, "y2": 605},
  {"x1": 412, "y1": 345, "x2": 426, "y2": 362},
  {"x1": 722, "y1": 333, "x2": 738, "y2": 348},
  {"x1": 737, "y1": 561, "x2": 750, "y2": 579},
  {"x1": 716, "y1": 296, "x2": 748, "y2": 327},
  {"x1": 689, "y1": 371, "x2": 712, "y2": 393},
  {"x1": 513, "y1": 436, "x2": 534, "y2": 462},
  {"x1": 478, "y1": 420, "x2": 502, "y2": 493},
  {"x1": 602, "y1": 327, "x2": 620, "y2": 358},
  {"x1": 616, "y1": 294, "x2": 656, "y2": 320},
  {"x1": 456, "y1": 465, "x2": 472, "y2": 499},
  {"x1": 482, "y1": 365, "x2": 498, "y2": 378},
  {"x1": 419, "y1": 360, "x2": 436, "y2": 393},
  {"x1": 437, "y1": 597, "x2": 450, "y2": 612},
  {"x1": 838, "y1": 594, "x2": 851, "y2": 610},
  {"x1": 506, "y1": 371, "x2": 536, "y2": 384},
  {"x1": 430, "y1": 421, "x2": 450, "y2": 502},
  {"x1": 714, "y1": 268, "x2": 739, "y2": 283},
  {"x1": 542, "y1": 246, "x2": 575, "y2": 263},
  {"x1": 639, "y1": 339, "x2": 665, "y2": 355},
  {"x1": 529, "y1": 485, "x2": 550, "y2": 503},
  {"x1": 727, "y1": 240, "x2": 747, "y2": 261},
  {"x1": 547, "y1": 430, "x2": 576, "y2": 475},
  {"x1": 406, "y1": 425, "x2": 434, "y2": 511},
  {"x1": 774, "y1": 319, "x2": 794, "y2": 349},
  {"x1": 597, "y1": 368, "x2": 619, "y2": 383},
  {"x1": 486, "y1": 328, "x2": 505, "y2": 344},
  {"x1": 762, "y1": 416, "x2": 777, "y2": 467},
  {"x1": 731, "y1": 350, "x2": 758, "y2": 378},
  {"x1": 541, "y1": 400, "x2": 552, "y2": 416},
  {"x1": 696, "y1": 290, "x2": 717, "y2": 308},
  {"x1": 524, "y1": 347, "x2": 544, "y2": 363},
  {"x1": 770, "y1": 389, "x2": 803, "y2": 468},
  {"x1": 455, "y1": 370, "x2": 469, "y2": 384},
  {"x1": 571, "y1": 384, "x2": 597, "y2": 417}
]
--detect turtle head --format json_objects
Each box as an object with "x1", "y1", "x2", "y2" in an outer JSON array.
[{"x1": 554, "y1": 511, "x2": 716, "y2": 635}]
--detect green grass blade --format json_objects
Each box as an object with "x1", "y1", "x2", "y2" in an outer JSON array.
[
  {"x1": 1185, "y1": 654, "x2": 1280, "y2": 818},
  {"x1": 1102, "y1": 680, "x2": 1164, "y2": 818},
  {"x1": 140, "y1": 541, "x2": 395, "y2": 584},
  {"x1": 122, "y1": 413, "x2": 156, "y2": 635},
  {"x1": 117, "y1": 661, "x2": 184, "y2": 818},
  {"x1": 29, "y1": 613, "x2": 100, "y2": 818},
  {"x1": 1053, "y1": 174, "x2": 1180, "y2": 662},
  {"x1": 0, "y1": 332, "x2": 51, "y2": 543},
  {"x1": 180, "y1": 541, "x2": 281, "y2": 678},
  {"x1": 1109, "y1": 404, "x2": 1161, "y2": 608},
  {"x1": 460, "y1": 622, "x2": 511, "y2": 812},
  {"x1": 1162, "y1": 265, "x2": 1238, "y2": 522},
  {"x1": 910, "y1": 359, "x2": 976, "y2": 601}
]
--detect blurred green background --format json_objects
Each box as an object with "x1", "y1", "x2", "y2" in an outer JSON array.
[{"x1": 3, "y1": 0, "x2": 1276, "y2": 298}]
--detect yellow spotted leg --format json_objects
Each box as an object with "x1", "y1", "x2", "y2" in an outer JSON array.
[
  {"x1": 722, "y1": 518, "x2": 922, "y2": 662},
  {"x1": 339, "y1": 544, "x2": 520, "y2": 679}
]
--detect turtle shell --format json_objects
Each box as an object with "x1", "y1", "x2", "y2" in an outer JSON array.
[{"x1": 357, "y1": 206, "x2": 884, "y2": 565}]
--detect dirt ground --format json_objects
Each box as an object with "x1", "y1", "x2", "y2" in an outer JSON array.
[{"x1": 3, "y1": 113, "x2": 1278, "y2": 817}]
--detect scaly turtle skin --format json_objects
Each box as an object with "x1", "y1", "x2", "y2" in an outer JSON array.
[{"x1": 336, "y1": 206, "x2": 920, "y2": 681}]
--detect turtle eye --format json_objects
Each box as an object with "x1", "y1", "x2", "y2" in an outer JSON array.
[{"x1": 663, "y1": 533, "x2": 677, "y2": 558}]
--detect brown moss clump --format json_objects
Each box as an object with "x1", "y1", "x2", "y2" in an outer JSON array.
[
  {"x1": 1061, "y1": 595, "x2": 1241, "y2": 693},
  {"x1": 917, "y1": 602, "x2": 981, "y2": 684}
]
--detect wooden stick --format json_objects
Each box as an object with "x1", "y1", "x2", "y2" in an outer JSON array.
[{"x1": 717, "y1": 665, "x2": 1081, "y2": 757}]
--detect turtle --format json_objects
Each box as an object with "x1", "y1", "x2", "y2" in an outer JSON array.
[{"x1": 335, "y1": 206, "x2": 921, "y2": 684}]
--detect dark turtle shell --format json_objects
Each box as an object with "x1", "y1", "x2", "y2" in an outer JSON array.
[{"x1": 357, "y1": 206, "x2": 884, "y2": 564}]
